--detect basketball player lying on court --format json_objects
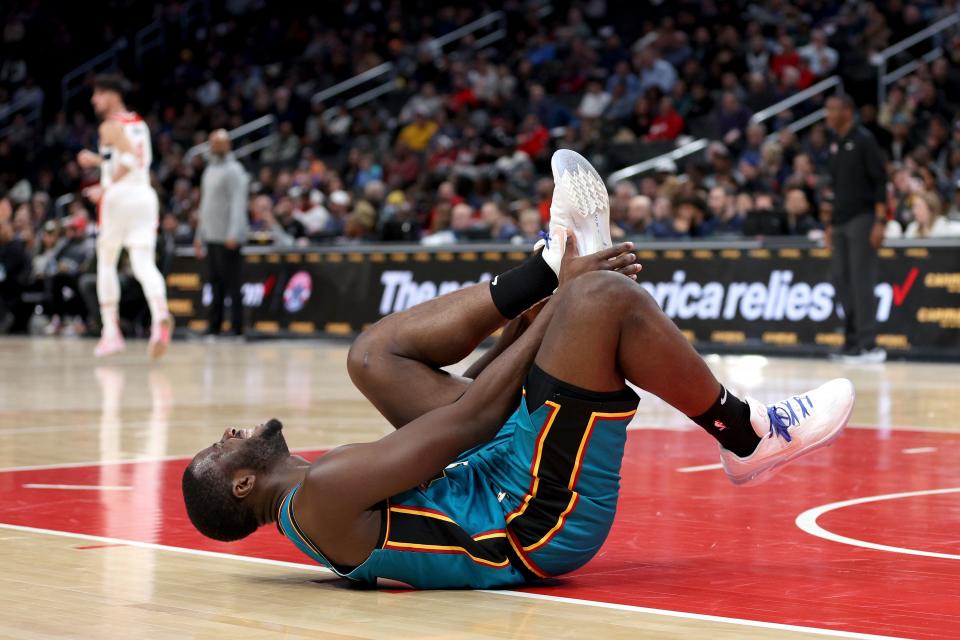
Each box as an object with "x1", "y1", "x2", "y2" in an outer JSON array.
[{"x1": 183, "y1": 151, "x2": 855, "y2": 589}]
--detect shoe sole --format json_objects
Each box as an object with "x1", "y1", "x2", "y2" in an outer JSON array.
[
  {"x1": 841, "y1": 353, "x2": 887, "y2": 364},
  {"x1": 728, "y1": 388, "x2": 856, "y2": 486},
  {"x1": 148, "y1": 317, "x2": 174, "y2": 361},
  {"x1": 94, "y1": 344, "x2": 126, "y2": 358},
  {"x1": 551, "y1": 150, "x2": 611, "y2": 253}
]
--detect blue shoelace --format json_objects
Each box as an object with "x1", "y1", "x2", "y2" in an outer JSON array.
[
  {"x1": 766, "y1": 405, "x2": 794, "y2": 442},
  {"x1": 538, "y1": 229, "x2": 551, "y2": 249}
]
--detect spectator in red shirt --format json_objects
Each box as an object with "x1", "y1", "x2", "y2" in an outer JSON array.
[
  {"x1": 770, "y1": 35, "x2": 814, "y2": 89},
  {"x1": 447, "y1": 75, "x2": 480, "y2": 113},
  {"x1": 516, "y1": 115, "x2": 550, "y2": 159},
  {"x1": 646, "y1": 97, "x2": 685, "y2": 141}
]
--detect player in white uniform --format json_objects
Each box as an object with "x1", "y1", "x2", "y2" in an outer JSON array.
[{"x1": 77, "y1": 75, "x2": 172, "y2": 359}]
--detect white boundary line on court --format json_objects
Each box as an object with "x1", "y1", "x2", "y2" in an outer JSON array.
[
  {"x1": 0, "y1": 522, "x2": 329, "y2": 572},
  {"x1": 480, "y1": 591, "x2": 906, "y2": 640},
  {"x1": 0, "y1": 448, "x2": 333, "y2": 474},
  {"x1": 676, "y1": 463, "x2": 723, "y2": 473},
  {"x1": 901, "y1": 447, "x2": 937, "y2": 454},
  {"x1": 0, "y1": 428, "x2": 951, "y2": 638},
  {"x1": 795, "y1": 487, "x2": 960, "y2": 561},
  {"x1": 0, "y1": 521, "x2": 905, "y2": 640},
  {"x1": 22, "y1": 484, "x2": 133, "y2": 491}
]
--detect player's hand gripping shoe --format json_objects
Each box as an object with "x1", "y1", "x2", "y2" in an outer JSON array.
[
  {"x1": 720, "y1": 378, "x2": 855, "y2": 485},
  {"x1": 549, "y1": 149, "x2": 612, "y2": 257}
]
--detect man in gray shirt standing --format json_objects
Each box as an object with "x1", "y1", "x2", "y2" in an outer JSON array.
[{"x1": 195, "y1": 130, "x2": 249, "y2": 337}]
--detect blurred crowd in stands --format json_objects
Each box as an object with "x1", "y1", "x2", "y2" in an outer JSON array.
[{"x1": 3, "y1": 0, "x2": 960, "y2": 333}]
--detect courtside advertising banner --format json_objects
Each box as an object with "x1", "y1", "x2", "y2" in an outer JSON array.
[{"x1": 166, "y1": 245, "x2": 960, "y2": 359}]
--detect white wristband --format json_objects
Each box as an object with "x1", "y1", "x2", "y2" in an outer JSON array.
[{"x1": 118, "y1": 152, "x2": 138, "y2": 169}]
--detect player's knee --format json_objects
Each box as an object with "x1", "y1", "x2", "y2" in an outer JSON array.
[
  {"x1": 347, "y1": 329, "x2": 381, "y2": 389},
  {"x1": 568, "y1": 271, "x2": 635, "y2": 303},
  {"x1": 563, "y1": 271, "x2": 655, "y2": 317}
]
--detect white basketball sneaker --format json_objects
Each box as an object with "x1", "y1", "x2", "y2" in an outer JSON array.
[
  {"x1": 720, "y1": 378, "x2": 855, "y2": 486},
  {"x1": 549, "y1": 149, "x2": 612, "y2": 257},
  {"x1": 535, "y1": 223, "x2": 568, "y2": 278},
  {"x1": 94, "y1": 333, "x2": 126, "y2": 358}
]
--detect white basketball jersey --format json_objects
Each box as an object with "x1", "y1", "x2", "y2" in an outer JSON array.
[{"x1": 98, "y1": 111, "x2": 152, "y2": 188}]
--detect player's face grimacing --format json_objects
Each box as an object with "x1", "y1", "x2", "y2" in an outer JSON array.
[{"x1": 213, "y1": 418, "x2": 290, "y2": 472}]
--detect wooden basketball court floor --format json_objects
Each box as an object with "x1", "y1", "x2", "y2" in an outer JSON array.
[{"x1": 0, "y1": 336, "x2": 957, "y2": 639}]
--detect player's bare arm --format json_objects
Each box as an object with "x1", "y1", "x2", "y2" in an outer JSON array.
[
  {"x1": 98, "y1": 120, "x2": 138, "y2": 183},
  {"x1": 295, "y1": 297, "x2": 560, "y2": 566},
  {"x1": 294, "y1": 238, "x2": 639, "y2": 565}
]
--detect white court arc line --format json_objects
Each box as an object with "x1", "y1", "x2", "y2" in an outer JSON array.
[
  {"x1": 23, "y1": 484, "x2": 132, "y2": 491},
  {"x1": 901, "y1": 447, "x2": 937, "y2": 454},
  {"x1": 676, "y1": 463, "x2": 723, "y2": 473},
  {"x1": 795, "y1": 487, "x2": 960, "y2": 561},
  {"x1": 0, "y1": 447, "x2": 334, "y2": 474},
  {"x1": 0, "y1": 522, "x2": 904, "y2": 640}
]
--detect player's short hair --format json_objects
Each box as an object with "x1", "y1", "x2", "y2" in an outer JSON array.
[
  {"x1": 181, "y1": 459, "x2": 258, "y2": 541},
  {"x1": 92, "y1": 73, "x2": 131, "y2": 98}
]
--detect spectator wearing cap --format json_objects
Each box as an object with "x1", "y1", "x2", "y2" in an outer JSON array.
[
  {"x1": 195, "y1": 129, "x2": 250, "y2": 337},
  {"x1": 325, "y1": 190, "x2": 352, "y2": 236},
  {"x1": 343, "y1": 201, "x2": 377, "y2": 241},
  {"x1": 380, "y1": 190, "x2": 420, "y2": 242}
]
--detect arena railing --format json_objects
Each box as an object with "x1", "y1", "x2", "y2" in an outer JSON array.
[
  {"x1": 0, "y1": 93, "x2": 43, "y2": 140},
  {"x1": 179, "y1": 4, "x2": 553, "y2": 165},
  {"x1": 607, "y1": 9, "x2": 960, "y2": 186},
  {"x1": 309, "y1": 7, "x2": 537, "y2": 111},
  {"x1": 60, "y1": 0, "x2": 210, "y2": 112},
  {"x1": 134, "y1": 20, "x2": 165, "y2": 69},
  {"x1": 60, "y1": 39, "x2": 128, "y2": 113},
  {"x1": 875, "y1": 10, "x2": 960, "y2": 104},
  {"x1": 606, "y1": 75, "x2": 843, "y2": 186},
  {"x1": 183, "y1": 114, "x2": 277, "y2": 162}
]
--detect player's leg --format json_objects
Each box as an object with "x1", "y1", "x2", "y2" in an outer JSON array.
[
  {"x1": 95, "y1": 200, "x2": 127, "y2": 356},
  {"x1": 347, "y1": 245, "x2": 562, "y2": 428},
  {"x1": 352, "y1": 146, "x2": 634, "y2": 428},
  {"x1": 224, "y1": 245, "x2": 244, "y2": 335},
  {"x1": 125, "y1": 189, "x2": 172, "y2": 359},
  {"x1": 535, "y1": 271, "x2": 854, "y2": 483},
  {"x1": 206, "y1": 243, "x2": 225, "y2": 335}
]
